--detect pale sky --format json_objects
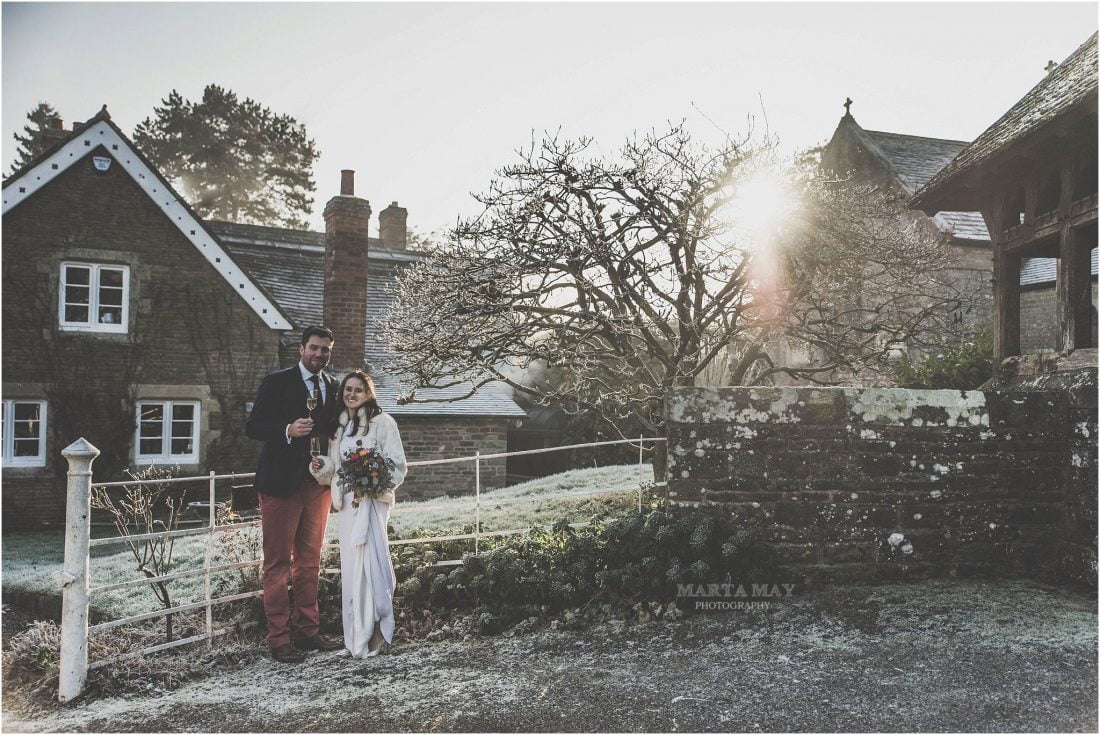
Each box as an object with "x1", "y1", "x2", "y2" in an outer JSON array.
[{"x1": 2, "y1": 1, "x2": 1096, "y2": 236}]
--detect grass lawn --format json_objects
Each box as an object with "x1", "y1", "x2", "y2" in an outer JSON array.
[{"x1": 2, "y1": 464, "x2": 650, "y2": 622}]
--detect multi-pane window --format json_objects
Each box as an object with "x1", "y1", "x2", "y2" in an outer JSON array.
[
  {"x1": 135, "y1": 401, "x2": 199, "y2": 462},
  {"x1": 2, "y1": 400, "x2": 47, "y2": 467},
  {"x1": 59, "y1": 263, "x2": 129, "y2": 332}
]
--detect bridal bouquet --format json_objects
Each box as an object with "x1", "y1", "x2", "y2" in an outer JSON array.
[{"x1": 337, "y1": 440, "x2": 397, "y2": 509}]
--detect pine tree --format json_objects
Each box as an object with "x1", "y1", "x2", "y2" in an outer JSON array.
[
  {"x1": 9, "y1": 102, "x2": 62, "y2": 176},
  {"x1": 133, "y1": 85, "x2": 319, "y2": 229}
]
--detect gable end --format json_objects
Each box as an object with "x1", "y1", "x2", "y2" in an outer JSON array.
[{"x1": 2, "y1": 120, "x2": 292, "y2": 330}]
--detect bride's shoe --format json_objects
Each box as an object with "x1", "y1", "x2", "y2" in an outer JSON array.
[{"x1": 365, "y1": 637, "x2": 386, "y2": 657}]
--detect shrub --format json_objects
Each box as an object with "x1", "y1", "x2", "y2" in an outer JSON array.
[
  {"x1": 893, "y1": 328, "x2": 993, "y2": 390},
  {"x1": 91, "y1": 465, "x2": 187, "y2": 641},
  {"x1": 392, "y1": 499, "x2": 778, "y2": 625},
  {"x1": 2, "y1": 621, "x2": 61, "y2": 696}
]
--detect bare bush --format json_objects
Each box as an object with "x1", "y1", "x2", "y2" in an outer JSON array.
[{"x1": 91, "y1": 465, "x2": 186, "y2": 641}]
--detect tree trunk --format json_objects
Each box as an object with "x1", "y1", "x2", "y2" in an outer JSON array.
[{"x1": 651, "y1": 391, "x2": 671, "y2": 487}]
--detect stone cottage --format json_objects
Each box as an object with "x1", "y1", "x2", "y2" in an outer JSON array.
[{"x1": 1, "y1": 110, "x2": 523, "y2": 529}]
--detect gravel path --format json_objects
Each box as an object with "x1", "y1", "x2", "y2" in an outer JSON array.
[{"x1": 4, "y1": 579, "x2": 1096, "y2": 732}]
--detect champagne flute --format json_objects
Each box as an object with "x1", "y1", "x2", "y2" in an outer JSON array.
[{"x1": 306, "y1": 391, "x2": 320, "y2": 458}]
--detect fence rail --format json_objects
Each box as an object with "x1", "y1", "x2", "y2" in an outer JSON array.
[{"x1": 54, "y1": 435, "x2": 665, "y2": 702}]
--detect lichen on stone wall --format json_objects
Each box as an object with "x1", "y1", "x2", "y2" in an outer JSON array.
[{"x1": 849, "y1": 389, "x2": 988, "y2": 427}]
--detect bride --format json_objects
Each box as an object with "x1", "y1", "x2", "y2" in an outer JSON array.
[{"x1": 310, "y1": 370, "x2": 406, "y2": 657}]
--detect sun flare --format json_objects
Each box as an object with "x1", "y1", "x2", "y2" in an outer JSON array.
[{"x1": 730, "y1": 170, "x2": 790, "y2": 235}]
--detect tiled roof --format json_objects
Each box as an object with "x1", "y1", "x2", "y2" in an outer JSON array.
[
  {"x1": 218, "y1": 239, "x2": 324, "y2": 329},
  {"x1": 859, "y1": 129, "x2": 990, "y2": 243},
  {"x1": 210, "y1": 220, "x2": 526, "y2": 418},
  {"x1": 372, "y1": 373, "x2": 527, "y2": 418},
  {"x1": 932, "y1": 211, "x2": 990, "y2": 242},
  {"x1": 914, "y1": 32, "x2": 1098, "y2": 206},
  {"x1": 861, "y1": 130, "x2": 968, "y2": 194},
  {"x1": 1020, "y1": 249, "x2": 1099, "y2": 287}
]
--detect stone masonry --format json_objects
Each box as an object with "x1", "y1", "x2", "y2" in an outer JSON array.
[{"x1": 666, "y1": 383, "x2": 1097, "y2": 587}]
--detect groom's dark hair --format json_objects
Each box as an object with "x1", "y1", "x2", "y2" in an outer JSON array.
[{"x1": 301, "y1": 325, "x2": 334, "y2": 345}]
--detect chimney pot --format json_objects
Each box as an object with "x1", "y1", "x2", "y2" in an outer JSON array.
[{"x1": 340, "y1": 170, "x2": 355, "y2": 196}]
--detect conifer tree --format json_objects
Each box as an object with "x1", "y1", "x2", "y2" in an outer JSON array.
[
  {"x1": 133, "y1": 84, "x2": 319, "y2": 228},
  {"x1": 8, "y1": 102, "x2": 62, "y2": 176}
]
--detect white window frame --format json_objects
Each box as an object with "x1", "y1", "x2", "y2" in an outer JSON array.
[
  {"x1": 58, "y1": 262, "x2": 130, "y2": 333},
  {"x1": 2, "y1": 399, "x2": 47, "y2": 467},
  {"x1": 134, "y1": 400, "x2": 200, "y2": 463}
]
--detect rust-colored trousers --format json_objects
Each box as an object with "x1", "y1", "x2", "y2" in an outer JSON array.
[{"x1": 258, "y1": 479, "x2": 331, "y2": 648}]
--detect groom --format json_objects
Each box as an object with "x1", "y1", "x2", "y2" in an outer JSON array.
[{"x1": 246, "y1": 325, "x2": 344, "y2": 663}]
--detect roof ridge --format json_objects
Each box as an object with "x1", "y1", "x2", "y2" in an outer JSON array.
[
  {"x1": 862, "y1": 129, "x2": 970, "y2": 147},
  {"x1": 207, "y1": 218, "x2": 324, "y2": 238}
]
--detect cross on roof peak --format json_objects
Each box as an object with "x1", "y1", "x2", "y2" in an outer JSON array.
[{"x1": 843, "y1": 97, "x2": 853, "y2": 116}]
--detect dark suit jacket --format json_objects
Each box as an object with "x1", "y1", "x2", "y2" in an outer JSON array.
[{"x1": 245, "y1": 366, "x2": 339, "y2": 497}]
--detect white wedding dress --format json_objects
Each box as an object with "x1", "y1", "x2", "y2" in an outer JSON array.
[{"x1": 312, "y1": 408, "x2": 407, "y2": 658}]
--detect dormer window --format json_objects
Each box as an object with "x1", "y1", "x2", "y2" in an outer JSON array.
[{"x1": 59, "y1": 262, "x2": 129, "y2": 332}]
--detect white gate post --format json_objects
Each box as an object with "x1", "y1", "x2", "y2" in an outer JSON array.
[
  {"x1": 56, "y1": 437, "x2": 99, "y2": 703},
  {"x1": 474, "y1": 450, "x2": 481, "y2": 555}
]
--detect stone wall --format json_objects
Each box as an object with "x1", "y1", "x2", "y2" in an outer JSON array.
[
  {"x1": 666, "y1": 383, "x2": 1097, "y2": 586},
  {"x1": 983, "y1": 365, "x2": 1098, "y2": 588}
]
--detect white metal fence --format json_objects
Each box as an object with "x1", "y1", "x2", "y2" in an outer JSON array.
[{"x1": 53, "y1": 435, "x2": 666, "y2": 702}]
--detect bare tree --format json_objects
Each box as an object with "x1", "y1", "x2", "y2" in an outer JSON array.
[{"x1": 382, "y1": 124, "x2": 972, "y2": 477}]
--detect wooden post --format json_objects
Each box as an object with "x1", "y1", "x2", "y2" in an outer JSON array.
[
  {"x1": 57, "y1": 438, "x2": 99, "y2": 703},
  {"x1": 993, "y1": 252, "x2": 1022, "y2": 361},
  {"x1": 1056, "y1": 161, "x2": 1091, "y2": 352},
  {"x1": 983, "y1": 203, "x2": 1021, "y2": 362}
]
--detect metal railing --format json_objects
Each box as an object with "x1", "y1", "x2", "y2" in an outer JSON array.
[{"x1": 53, "y1": 435, "x2": 666, "y2": 702}]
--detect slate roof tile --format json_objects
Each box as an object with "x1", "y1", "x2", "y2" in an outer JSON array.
[{"x1": 860, "y1": 129, "x2": 990, "y2": 242}]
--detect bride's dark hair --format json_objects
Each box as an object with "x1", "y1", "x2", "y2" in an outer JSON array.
[{"x1": 329, "y1": 370, "x2": 382, "y2": 437}]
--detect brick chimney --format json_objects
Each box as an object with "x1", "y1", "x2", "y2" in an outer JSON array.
[
  {"x1": 379, "y1": 201, "x2": 408, "y2": 250},
  {"x1": 41, "y1": 118, "x2": 69, "y2": 146},
  {"x1": 323, "y1": 170, "x2": 371, "y2": 369}
]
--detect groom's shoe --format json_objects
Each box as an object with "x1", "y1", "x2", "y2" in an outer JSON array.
[
  {"x1": 271, "y1": 644, "x2": 306, "y2": 664},
  {"x1": 295, "y1": 634, "x2": 343, "y2": 652}
]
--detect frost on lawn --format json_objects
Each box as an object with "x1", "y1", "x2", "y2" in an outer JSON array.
[{"x1": 2, "y1": 464, "x2": 650, "y2": 621}]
